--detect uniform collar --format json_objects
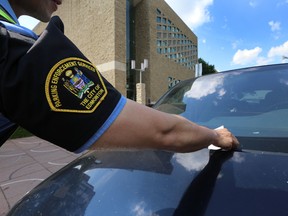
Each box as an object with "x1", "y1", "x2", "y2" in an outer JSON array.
[
  {"x1": 0, "y1": 0, "x2": 19, "y2": 24},
  {"x1": 0, "y1": 0, "x2": 38, "y2": 39}
]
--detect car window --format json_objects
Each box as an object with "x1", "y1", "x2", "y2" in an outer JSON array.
[
  {"x1": 154, "y1": 79, "x2": 192, "y2": 114},
  {"x1": 240, "y1": 90, "x2": 270, "y2": 102},
  {"x1": 154, "y1": 64, "x2": 288, "y2": 140}
]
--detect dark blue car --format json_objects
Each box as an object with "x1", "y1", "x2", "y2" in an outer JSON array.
[
  {"x1": 7, "y1": 63, "x2": 288, "y2": 216},
  {"x1": 0, "y1": 114, "x2": 17, "y2": 147}
]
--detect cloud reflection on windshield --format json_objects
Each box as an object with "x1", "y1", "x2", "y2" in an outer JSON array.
[
  {"x1": 174, "y1": 150, "x2": 245, "y2": 173},
  {"x1": 131, "y1": 201, "x2": 159, "y2": 216},
  {"x1": 184, "y1": 74, "x2": 226, "y2": 100},
  {"x1": 173, "y1": 150, "x2": 209, "y2": 172}
]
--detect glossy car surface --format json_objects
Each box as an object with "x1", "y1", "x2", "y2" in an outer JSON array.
[
  {"x1": 8, "y1": 63, "x2": 288, "y2": 215},
  {"x1": 0, "y1": 113, "x2": 18, "y2": 146}
]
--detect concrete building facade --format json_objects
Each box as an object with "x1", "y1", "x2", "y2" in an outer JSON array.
[{"x1": 35, "y1": 0, "x2": 198, "y2": 104}]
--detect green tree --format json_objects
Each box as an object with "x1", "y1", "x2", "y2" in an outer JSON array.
[{"x1": 198, "y1": 58, "x2": 217, "y2": 75}]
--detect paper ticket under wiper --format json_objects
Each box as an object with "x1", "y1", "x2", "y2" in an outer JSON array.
[{"x1": 208, "y1": 125, "x2": 224, "y2": 150}]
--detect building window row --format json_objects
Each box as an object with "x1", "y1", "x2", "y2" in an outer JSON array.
[
  {"x1": 156, "y1": 42, "x2": 197, "y2": 53},
  {"x1": 157, "y1": 24, "x2": 181, "y2": 33},
  {"x1": 156, "y1": 16, "x2": 173, "y2": 25},
  {"x1": 156, "y1": 8, "x2": 197, "y2": 70},
  {"x1": 157, "y1": 40, "x2": 195, "y2": 47},
  {"x1": 157, "y1": 30, "x2": 191, "y2": 40}
]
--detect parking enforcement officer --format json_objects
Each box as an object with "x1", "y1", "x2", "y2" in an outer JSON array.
[{"x1": 0, "y1": 0, "x2": 239, "y2": 153}]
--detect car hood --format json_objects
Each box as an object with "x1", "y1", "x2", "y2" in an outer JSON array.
[{"x1": 7, "y1": 146, "x2": 288, "y2": 216}]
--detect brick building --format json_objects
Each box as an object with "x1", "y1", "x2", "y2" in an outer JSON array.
[{"x1": 35, "y1": 0, "x2": 198, "y2": 104}]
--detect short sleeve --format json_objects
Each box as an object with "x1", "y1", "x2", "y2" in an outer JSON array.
[{"x1": 0, "y1": 16, "x2": 124, "y2": 152}]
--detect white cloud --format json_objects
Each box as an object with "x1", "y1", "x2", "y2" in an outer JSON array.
[
  {"x1": 165, "y1": 0, "x2": 213, "y2": 29},
  {"x1": 277, "y1": 1, "x2": 288, "y2": 7},
  {"x1": 232, "y1": 41, "x2": 288, "y2": 67},
  {"x1": 232, "y1": 40, "x2": 243, "y2": 50},
  {"x1": 232, "y1": 42, "x2": 238, "y2": 49},
  {"x1": 222, "y1": 17, "x2": 228, "y2": 29},
  {"x1": 232, "y1": 47, "x2": 262, "y2": 65},
  {"x1": 268, "y1": 21, "x2": 281, "y2": 32},
  {"x1": 268, "y1": 41, "x2": 288, "y2": 58},
  {"x1": 256, "y1": 56, "x2": 274, "y2": 66},
  {"x1": 249, "y1": 1, "x2": 258, "y2": 7}
]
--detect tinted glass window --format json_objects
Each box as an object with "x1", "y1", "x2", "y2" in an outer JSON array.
[{"x1": 155, "y1": 64, "x2": 288, "y2": 139}]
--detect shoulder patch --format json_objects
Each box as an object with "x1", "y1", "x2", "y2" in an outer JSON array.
[{"x1": 45, "y1": 57, "x2": 107, "y2": 113}]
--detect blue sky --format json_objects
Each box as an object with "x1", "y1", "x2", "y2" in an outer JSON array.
[
  {"x1": 18, "y1": 15, "x2": 39, "y2": 29},
  {"x1": 19, "y1": 0, "x2": 288, "y2": 72},
  {"x1": 165, "y1": 0, "x2": 288, "y2": 71}
]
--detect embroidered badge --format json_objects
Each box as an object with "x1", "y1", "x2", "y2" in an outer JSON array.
[{"x1": 45, "y1": 57, "x2": 107, "y2": 113}]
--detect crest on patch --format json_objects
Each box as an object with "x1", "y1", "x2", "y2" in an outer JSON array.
[{"x1": 45, "y1": 57, "x2": 107, "y2": 113}]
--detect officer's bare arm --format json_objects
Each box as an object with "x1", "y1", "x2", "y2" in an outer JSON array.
[{"x1": 90, "y1": 99, "x2": 239, "y2": 153}]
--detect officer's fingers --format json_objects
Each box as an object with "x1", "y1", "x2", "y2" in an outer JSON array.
[{"x1": 214, "y1": 128, "x2": 239, "y2": 150}]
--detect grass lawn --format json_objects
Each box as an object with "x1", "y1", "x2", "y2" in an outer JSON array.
[{"x1": 10, "y1": 127, "x2": 33, "y2": 139}]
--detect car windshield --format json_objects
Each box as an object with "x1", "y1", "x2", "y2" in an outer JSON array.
[{"x1": 154, "y1": 64, "x2": 288, "y2": 140}]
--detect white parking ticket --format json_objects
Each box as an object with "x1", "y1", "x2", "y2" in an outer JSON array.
[{"x1": 208, "y1": 125, "x2": 224, "y2": 150}]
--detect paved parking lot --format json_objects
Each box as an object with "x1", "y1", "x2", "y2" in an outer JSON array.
[{"x1": 0, "y1": 136, "x2": 83, "y2": 216}]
